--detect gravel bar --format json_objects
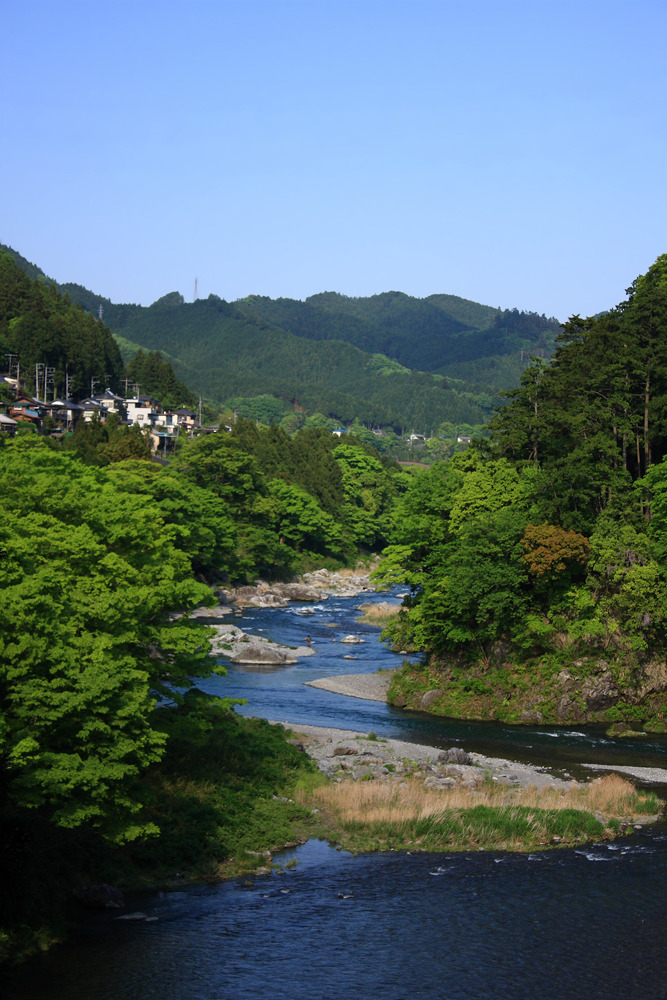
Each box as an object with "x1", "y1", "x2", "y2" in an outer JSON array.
[
  {"x1": 304, "y1": 670, "x2": 397, "y2": 702},
  {"x1": 581, "y1": 763, "x2": 667, "y2": 784}
]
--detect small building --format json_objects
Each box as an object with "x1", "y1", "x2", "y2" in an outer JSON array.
[
  {"x1": 0, "y1": 412, "x2": 17, "y2": 436},
  {"x1": 79, "y1": 398, "x2": 110, "y2": 423},
  {"x1": 47, "y1": 399, "x2": 84, "y2": 430},
  {"x1": 125, "y1": 396, "x2": 160, "y2": 428},
  {"x1": 92, "y1": 389, "x2": 127, "y2": 419},
  {"x1": 174, "y1": 407, "x2": 197, "y2": 430}
]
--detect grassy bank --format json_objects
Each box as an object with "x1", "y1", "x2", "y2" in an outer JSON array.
[
  {"x1": 387, "y1": 658, "x2": 667, "y2": 732},
  {"x1": 300, "y1": 773, "x2": 661, "y2": 854}
]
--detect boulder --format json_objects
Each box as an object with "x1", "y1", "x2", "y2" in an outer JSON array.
[
  {"x1": 230, "y1": 642, "x2": 297, "y2": 665},
  {"x1": 438, "y1": 747, "x2": 471, "y2": 765},
  {"x1": 518, "y1": 710, "x2": 544, "y2": 725},
  {"x1": 581, "y1": 673, "x2": 619, "y2": 711},
  {"x1": 418, "y1": 689, "x2": 444, "y2": 710}
]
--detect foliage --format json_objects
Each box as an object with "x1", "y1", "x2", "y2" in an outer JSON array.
[
  {"x1": 0, "y1": 251, "x2": 124, "y2": 399},
  {"x1": 63, "y1": 411, "x2": 152, "y2": 465},
  {"x1": 125, "y1": 349, "x2": 198, "y2": 410},
  {"x1": 375, "y1": 255, "x2": 667, "y2": 728},
  {"x1": 0, "y1": 440, "x2": 218, "y2": 844}
]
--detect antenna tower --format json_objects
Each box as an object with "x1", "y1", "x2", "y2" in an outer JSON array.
[{"x1": 194, "y1": 277, "x2": 198, "y2": 302}]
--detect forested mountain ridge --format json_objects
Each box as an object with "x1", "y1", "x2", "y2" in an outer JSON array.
[
  {"x1": 235, "y1": 290, "x2": 560, "y2": 385},
  {"x1": 1, "y1": 244, "x2": 559, "y2": 433}
]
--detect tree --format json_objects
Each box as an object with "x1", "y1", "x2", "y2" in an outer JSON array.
[{"x1": 0, "y1": 440, "x2": 218, "y2": 842}]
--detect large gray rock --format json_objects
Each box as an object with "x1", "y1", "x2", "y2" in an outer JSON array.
[
  {"x1": 419, "y1": 689, "x2": 444, "y2": 710},
  {"x1": 230, "y1": 642, "x2": 297, "y2": 665},
  {"x1": 438, "y1": 747, "x2": 471, "y2": 765}
]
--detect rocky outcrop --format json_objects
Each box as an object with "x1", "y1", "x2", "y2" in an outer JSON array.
[
  {"x1": 209, "y1": 624, "x2": 315, "y2": 666},
  {"x1": 212, "y1": 565, "x2": 379, "y2": 611}
]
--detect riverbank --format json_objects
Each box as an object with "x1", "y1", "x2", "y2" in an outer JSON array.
[
  {"x1": 302, "y1": 672, "x2": 667, "y2": 785},
  {"x1": 275, "y1": 722, "x2": 662, "y2": 855}
]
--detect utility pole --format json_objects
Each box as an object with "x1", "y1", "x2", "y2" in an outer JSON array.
[
  {"x1": 194, "y1": 277, "x2": 198, "y2": 302},
  {"x1": 45, "y1": 366, "x2": 55, "y2": 401},
  {"x1": 35, "y1": 362, "x2": 44, "y2": 401},
  {"x1": 198, "y1": 396, "x2": 202, "y2": 427}
]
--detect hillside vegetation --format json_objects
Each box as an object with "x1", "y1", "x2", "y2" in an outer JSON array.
[
  {"x1": 376, "y1": 254, "x2": 667, "y2": 732},
  {"x1": 1, "y1": 245, "x2": 559, "y2": 433}
]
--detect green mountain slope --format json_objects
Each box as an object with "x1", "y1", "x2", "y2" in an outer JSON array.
[
  {"x1": 105, "y1": 292, "x2": 489, "y2": 430},
  {"x1": 235, "y1": 290, "x2": 561, "y2": 385},
  {"x1": 1, "y1": 244, "x2": 559, "y2": 432},
  {"x1": 0, "y1": 251, "x2": 124, "y2": 399}
]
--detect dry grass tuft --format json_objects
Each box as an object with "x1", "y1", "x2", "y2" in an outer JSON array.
[
  {"x1": 355, "y1": 601, "x2": 400, "y2": 625},
  {"x1": 300, "y1": 773, "x2": 657, "y2": 828}
]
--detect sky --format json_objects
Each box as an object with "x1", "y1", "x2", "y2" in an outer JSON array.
[{"x1": 2, "y1": 0, "x2": 666, "y2": 320}]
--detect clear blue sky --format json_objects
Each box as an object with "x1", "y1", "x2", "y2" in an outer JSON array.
[{"x1": 2, "y1": 0, "x2": 666, "y2": 320}]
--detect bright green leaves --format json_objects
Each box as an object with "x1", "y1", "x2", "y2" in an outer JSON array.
[
  {"x1": 0, "y1": 440, "x2": 217, "y2": 841},
  {"x1": 333, "y1": 443, "x2": 396, "y2": 548},
  {"x1": 267, "y1": 479, "x2": 344, "y2": 558}
]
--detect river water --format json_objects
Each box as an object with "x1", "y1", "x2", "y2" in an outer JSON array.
[{"x1": 7, "y1": 590, "x2": 667, "y2": 1000}]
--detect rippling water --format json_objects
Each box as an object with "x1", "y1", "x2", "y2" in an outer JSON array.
[{"x1": 7, "y1": 591, "x2": 667, "y2": 1000}]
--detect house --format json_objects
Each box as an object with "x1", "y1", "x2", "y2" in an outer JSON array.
[
  {"x1": 0, "y1": 412, "x2": 17, "y2": 435},
  {"x1": 9, "y1": 396, "x2": 43, "y2": 430},
  {"x1": 148, "y1": 428, "x2": 178, "y2": 455},
  {"x1": 79, "y1": 398, "x2": 110, "y2": 423},
  {"x1": 46, "y1": 399, "x2": 84, "y2": 430},
  {"x1": 92, "y1": 389, "x2": 127, "y2": 420},
  {"x1": 174, "y1": 407, "x2": 197, "y2": 430},
  {"x1": 125, "y1": 395, "x2": 160, "y2": 428}
]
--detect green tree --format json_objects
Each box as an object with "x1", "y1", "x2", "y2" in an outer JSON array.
[{"x1": 0, "y1": 440, "x2": 218, "y2": 843}]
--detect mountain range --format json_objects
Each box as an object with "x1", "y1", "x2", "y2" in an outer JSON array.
[{"x1": 1, "y1": 245, "x2": 561, "y2": 433}]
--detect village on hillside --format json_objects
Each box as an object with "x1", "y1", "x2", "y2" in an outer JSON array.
[{"x1": 0, "y1": 374, "x2": 205, "y2": 453}]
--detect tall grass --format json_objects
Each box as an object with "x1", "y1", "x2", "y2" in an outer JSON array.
[
  {"x1": 355, "y1": 601, "x2": 400, "y2": 625},
  {"x1": 298, "y1": 775, "x2": 660, "y2": 853}
]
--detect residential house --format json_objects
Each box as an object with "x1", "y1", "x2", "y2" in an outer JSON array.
[
  {"x1": 92, "y1": 389, "x2": 127, "y2": 420},
  {"x1": 79, "y1": 398, "x2": 110, "y2": 423},
  {"x1": 125, "y1": 395, "x2": 160, "y2": 429}
]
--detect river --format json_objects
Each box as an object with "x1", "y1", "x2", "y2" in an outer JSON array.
[{"x1": 6, "y1": 590, "x2": 667, "y2": 1000}]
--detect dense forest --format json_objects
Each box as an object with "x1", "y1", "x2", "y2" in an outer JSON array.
[
  {"x1": 0, "y1": 252, "x2": 124, "y2": 399},
  {"x1": 378, "y1": 255, "x2": 667, "y2": 733},
  {"x1": 235, "y1": 290, "x2": 559, "y2": 385},
  {"x1": 1, "y1": 245, "x2": 559, "y2": 434}
]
